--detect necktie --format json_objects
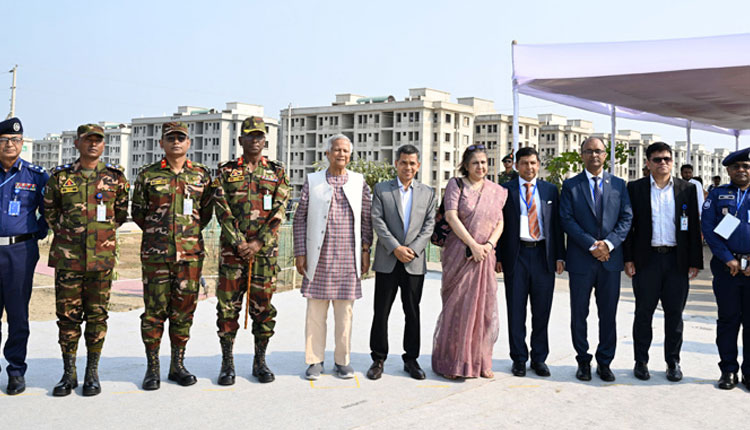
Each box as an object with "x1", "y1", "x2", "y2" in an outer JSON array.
[
  {"x1": 593, "y1": 176, "x2": 603, "y2": 225},
  {"x1": 525, "y1": 182, "x2": 540, "y2": 240}
]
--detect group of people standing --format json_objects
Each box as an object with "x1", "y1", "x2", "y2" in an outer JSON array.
[{"x1": 1, "y1": 116, "x2": 749, "y2": 396}]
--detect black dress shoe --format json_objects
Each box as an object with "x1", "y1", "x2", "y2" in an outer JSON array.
[
  {"x1": 366, "y1": 360, "x2": 384, "y2": 380},
  {"x1": 742, "y1": 375, "x2": 749, "y2": 390},
  {"x1": 718, "y1": 372, "x2": 738, "y2": 390},
  {"x1": 596, "y1": 364, "x2": 616, "y2": 382},
  {"x1": 633, "y1": 361, "x2": 650, "y2": 381},
  {"x1": 6, "y1": 375, "x2": 25, "y2": 395},
  {"x1": 511, "y1": 361, "x2": 526, "y2": 377},
  {"x1": 576, "y1": 362, "x2": 592, "y2": 381},
  {"x1": 530, "y1": 362, "x2": 550, "y2": 377},
  {"x1": 666, "y1": 363, "x2": 683, "y2": 382},
  {"x1": 404, "y1": 360, "x2": 426, "y2": 380}
]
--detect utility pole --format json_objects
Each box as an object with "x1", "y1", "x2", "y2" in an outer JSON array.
[
  {"x1": 8, "y1": 65, "x2": 17, "y2": 119},
  {"x1": 286, "y1": 102, "x2": 292, "y2": 191}
]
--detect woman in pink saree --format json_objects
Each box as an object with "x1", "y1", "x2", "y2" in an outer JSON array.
[{"x1": 432, "y1": 145, "x2": 507, "y2": 379}]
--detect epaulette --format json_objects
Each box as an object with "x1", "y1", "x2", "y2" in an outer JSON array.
[
  {"x1": 218, "y1": 159, "x2": 235, "y2": 169},
  {"x1": 105, "y1": 163, "x2": 125, "y2": 174},
  {"x1": 190, "y1": 161, "x2": 209, "y2": 173},
  {"x1": 25, "y1": 162, "x2": 46, "y2": 174},
  {"x1": 52, "y1": 164, "x2": 73, "y2": 175},
  {"x1": 267, "y1": 159, "x2": 285, "y2": 171}
]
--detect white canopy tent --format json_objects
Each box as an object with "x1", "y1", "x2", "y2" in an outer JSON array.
[{"x1": 511, "y1": 33, "x2": 750, "y2": 170}]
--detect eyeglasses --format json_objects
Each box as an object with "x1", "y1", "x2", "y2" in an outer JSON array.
[
  {"x1": 502, "y1": 159, "x2": 512, "y2": 163},
  {"x1": 467, "y1": 144, "x2": 486, "y2": 151},
  {"x1": 165, "y1": 134, "x2": 187, "y2": 143},
  {"x1": 582, "y1": 149, "x2": 606, "y2": 156},
  {"x1": 650, "y1": 156, "x2": 673, "y2": 164},
  {"x1": 730, "y1": 163, "x2": 750, "y2": 171},
  {"x1": 0, "y1": 137, "x2": 23, "y2": 146}
]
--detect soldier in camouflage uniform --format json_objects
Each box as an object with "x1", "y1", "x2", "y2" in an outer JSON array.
[
  {"x1": 498, "y1": 153, "x2": 519, "y2": 184},
  {"x1": 43, "y1": 124, "x2": 129, "y2": 397},
  {"x1": 213, "y1": 116, "x2": 290, "y2": 384},
  {"x1": 131, "y1": 121, "x2": 213, "y2": 390}
]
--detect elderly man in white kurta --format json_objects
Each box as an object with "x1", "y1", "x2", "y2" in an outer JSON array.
[{"x1": 293, "y1": 134, "x2": 373, "y2": 380}]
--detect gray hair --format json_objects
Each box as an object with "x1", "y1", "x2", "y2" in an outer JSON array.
[{"x1": 325, "y1": 133, "x2": 353, "y2": 152}]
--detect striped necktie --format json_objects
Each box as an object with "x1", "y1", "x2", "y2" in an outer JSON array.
[{"x1": 525, "y1": 182, "x2": 540, "y2": 240}]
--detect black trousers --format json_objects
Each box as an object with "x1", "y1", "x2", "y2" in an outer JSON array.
[
  {"x1": 632, "y1": 249, "x2": 689, "y2": 366},
  {"x1": 369, "y1": 262, "x2": 424, "y2": 362},
  {"x1": 711, "y1": 257, "x2": 750, "y2": 374},
  {"x1": 503, "y1": 245, "x2": 555, "y2": 364}
]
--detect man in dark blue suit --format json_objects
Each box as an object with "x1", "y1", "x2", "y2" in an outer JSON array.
[
  {"x1": 560, "y1": 137, "x2": 633, "y2": 382},
  {"x1": 496, "y1": 147, "x2": 565, "y2": 377}
]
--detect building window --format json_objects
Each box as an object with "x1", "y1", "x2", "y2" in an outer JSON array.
[
  {"x1": 444, "y1": 171, "x2": 450, "y2": 180},
  {"x1": 433, "y1": 151, "x2": 438, "y2": 161},
  {"x1": 433, "y1": 113, "x2": 438, "y2": 123},
  {"x1": 445, "y1": 133, "x2": 451, "y2": 143},
  {"x1": 432, "y1": 171, "x2": 437, "y2": 181},
  {"x1": 433, "y1": 133, "x2": 438, "y2": 143},
  {"x1": 444, "y1": 152, "x2": 450, "y2": 161},
  {"x1": 409, "y1": 112, "x2": 414, "y2": 122},
  {"x1": 414, "y1": 131, "x2": 419, "y2": 141},
  {"x1": 463, "y1": 117, "x2": 469, "y2": 126},
  {"x1": 445, "y1": 113, "x2": 452, "y2": 123},
  {"x1": 414, "y1": 112, "x2": 419, "y2": 122},
  {"x1": 396, "y1": 113, "x2": 402, "y2": 122},
  {"x1": 375, "y1": 114, "x2": 379, "y2": 123},
  {"x1": 475, "y1": 125, "x2": 481, "y2": 134}
]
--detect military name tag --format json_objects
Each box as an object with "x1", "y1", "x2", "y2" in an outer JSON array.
[
  {"x1": 183, "y1": 198, "x2": 193, "y2": 215},
  {"x1": 61, "y1": 186, "x2": 78, "y2": 194},
  {"x1": 150, "y1": 178, "x2": 169, "y2": 186},
  {"x1": 97, "y1": 202, "x2": 107, "y2": 222},
  {"x1": 263, "y1": 193, "x2": 272, "y2": 210},
  {"x1": 227, "y1": 175, "x2": 244, "y2": 183},
  {"x1": 8, "y1": 200, "x2": 20, "y2": 216}
]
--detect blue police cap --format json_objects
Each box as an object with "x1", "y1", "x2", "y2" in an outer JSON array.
[
  {"x1": 722, "y1": 147, "x2": 750, "y2": 166},
  {"x1": 0, "y1": 117, "x2": 22, "y2": 135}
]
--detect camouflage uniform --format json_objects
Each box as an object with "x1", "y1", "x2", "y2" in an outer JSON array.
[
  {"x1": 44, "y1": 157, "x2": 129, "y2": 355},
  {"x1": 131, "y1": 157, "x2": 213, "y2": 351},
  {"x1": 213, "y1": 155, "x2": 290, "y2": 343},
  {"x1": 497, "y1": 169, "x2": 518, "y2": 185}
]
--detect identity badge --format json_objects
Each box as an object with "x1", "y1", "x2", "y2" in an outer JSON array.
[
  {"x1": 97, "y1": 202, "x2": 107, "y2": 222},
  {"x1": 680, "y1": 216, "x2": 688, "y2": 231},
  {"x1": 263, "y1": 192, "x2": 272, "y2": 211},
  {"x1": 8, "y1": 200, "x2": 20, "y2": 216},
  {"x1": 183, "y1": 198, "x2": 194, "y2": 215}
]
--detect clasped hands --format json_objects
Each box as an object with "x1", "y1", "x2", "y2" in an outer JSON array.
[
  {"x1": 467, "y1": 242, "x2": 493, "y2": 263},
  {"x1": 726, "y1": 259, "x2": 750, "y2": 277},
  {"x1": 590, "y1": 240, "x2": 610, "y2": 262},
  {"x1": 237, "y1": 239, "x2": 263, "y2": 261}
]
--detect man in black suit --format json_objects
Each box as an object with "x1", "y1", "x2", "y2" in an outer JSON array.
[
  {"x1": 496, "y1": 147, "x2": 565, "y2": 377},
  {"x1": 560, "y1": 137, "x2": 633, "y2": 382},
  {"x1": 624, "y1": 142, "x2": 703, "y2": 382}
]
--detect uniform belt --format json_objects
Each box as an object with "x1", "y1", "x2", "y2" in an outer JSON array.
[
  {"x1": 651, "y1": 246, "x2": 676, "y2": 254},
  {"x1": 520, "y1": 240, "x2": 545, "y2": 248},
  {"x1": 0, "y1": 233, "x2": 33, "y2": 246},
  {"x1": 733, "y1": 253, "x2": 750, "y2": 261}
]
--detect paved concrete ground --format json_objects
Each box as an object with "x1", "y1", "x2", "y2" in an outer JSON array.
[{"x1": 2, "y1": 260, "x2": 749, "y2": 429}]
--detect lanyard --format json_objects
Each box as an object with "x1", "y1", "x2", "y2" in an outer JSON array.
[
  {"x1": 737, "y1": 189, "x2": 748, "y2": 213},
  {"x1": 520, "y1": 182, "x2": 537, "y2": 212},
  {"x1": 0, "y1": 172, "x2": 19, "y2": 189}
]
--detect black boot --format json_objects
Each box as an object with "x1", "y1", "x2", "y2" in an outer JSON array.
[
  {"x1": 53, "y1": 353, "x2": 78, "y2": 396},
  {"x1": 218, "y1": 337, "x2": 235, "y2": 386},
  {"x1": 142, "y1": 348, "x2": 160, "y2": 391},
  {"x1": 252, "y1": 339, "x2": 275, "y2": 383},
  {"x1": 82, "y1": 352, "x2": 101, "y2": 396},
  {"x1": 168, "y1": 346, "x2": 196, "y2": 386}
]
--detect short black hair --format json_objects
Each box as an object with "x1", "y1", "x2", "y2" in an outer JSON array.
[
  {"x1": 395, "y1": 144, "x2": 419, "y2": 161},
  {"x1": 693, "y1": 176, "x2": 703, "y2": 185},
  {"x1": 515, "y1": 146, "x2": 539, "y2": 163},
  {"x1": 713, "y1": 175, "x2": 721, "y2": 180},
  {"x1": 645, "y1": 141, "x2": 672, "y2": 160},
  {"x1": 459, "y1": 146, "x2": 488, "y2": 177},
  {"x1": 680, "y1": 164, "x2": 694, "y2": 171}
]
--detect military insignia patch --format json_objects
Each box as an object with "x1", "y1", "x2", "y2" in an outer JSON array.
[
  {"x1": 718, "y1": 194, "x2": 736, "y2": 200},
  {"x1": 212, "y1": 177, "x2": 221, "y2": 187},
  {"x1": 150, "y1": 178, "x2": 169, "y2": 186},
  {"x1": 703, "y1": 199, "x2": 711, "y2": 209},
  {"x1": 15, "y1": 182, "x2": 37, "y2": 192},
  {"x1": 227, "y1": 175, "x2": 245, "y2": 183},
  {"x1": 260, "y1": 175, "x2": 279, "y2": 182},
  {"x1": 63, "y1": 178, "x2": 75, "y2": 187}
]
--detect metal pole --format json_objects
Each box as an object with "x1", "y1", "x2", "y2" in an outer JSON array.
[
  {"x1": 8, "y1": 65, "x2": 17, "y2": 119},
  {"x1": 610, "y1": 105, "x2": 616, "y2": 174},
  {"x1": 286, "y1": 102, "x2": 292, "y2": 168},
  {"x1": 511, "y1": 41, "x2": 520, "y2": 159},
  {"x1": 736, "y1": 130, "x2": 740, "y2": 151},
  {"x1": 685, "y1": 120, "x2": 693, "y2": 164}
]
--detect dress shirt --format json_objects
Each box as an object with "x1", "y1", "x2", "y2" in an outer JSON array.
[
  {"x1": 518, "y1": 176, "x2": 545, "y2": 241},
  {"x1": 584, "y1": 169, "x2": 614, "y2": 251},
  {"x1": 649, "y1": 175, "x2": 677, "y2": 247},
  {"x1": 688, "y1": 178, "x2": 705, "y2": 217},
  {"x1": 397, "y1": 177, "x2": 413, "y2": 235}
]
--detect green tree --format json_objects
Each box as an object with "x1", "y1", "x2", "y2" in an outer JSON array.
[
  {"x1": 313, "y1": 158, "x2": 396, "y2": 190},
  {"x1": 543, "y1": 141, "x2": 631, "y2": 188}
]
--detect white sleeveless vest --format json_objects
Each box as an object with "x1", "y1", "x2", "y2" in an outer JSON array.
[{"x1": 305, "y1": 169, "x2": 365, "y2": 281}]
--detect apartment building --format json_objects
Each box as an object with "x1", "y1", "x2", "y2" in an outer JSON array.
[
  {"x1": 129, "y1": 102, "x2": 278, "y2": 179},
  {"x1": 474, "y1": 113, "x2": 539, "y2": 182},
  {"x1": 31, "y1": 133, "x2": 62, "y2": 170}
]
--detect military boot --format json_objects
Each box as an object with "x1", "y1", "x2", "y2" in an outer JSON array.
[
  {"x1": 53, "y1": 353, "x2": 78, "y2": 396},
  {"x1": 142, "y1": 348, "x2": 160, "y2": 391},
  {"x1": 252, "y1": 339, "x2": 275, "y2": 383},
  {"x1": 168, "y1": 346, "x2": 196, "y2": 386},
  {"x1": 218, "y1": 337, "x2": 235, "y2": 386},
  {"x1": 82, "y1": 352, "x2": 101, "y2": 396}
]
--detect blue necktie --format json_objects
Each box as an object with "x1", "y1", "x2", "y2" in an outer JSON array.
[{"x1": 593, "y1": 176, "x2": 603, "y2": 234}]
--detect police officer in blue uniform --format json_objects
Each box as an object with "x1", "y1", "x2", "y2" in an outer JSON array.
[
  {"x1": 0, "y1": 117, "x2": 49, "y2": 395},
  {"x1": 701, "y1": 147, "x2": 750, "y2": 391}
]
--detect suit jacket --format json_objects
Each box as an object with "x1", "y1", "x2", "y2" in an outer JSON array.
[
  {"x1": 496, "y1": 178, "x2": 565, "y2": 274},
  {"x1": 560, "y1": 171, "x2": 633, "y2": 273},
  {"x1": 623, "y1": 176, "x2": 704, "y2": 273},
  {"x1": 371, "y1": 179, "x2": 437, "y2": 275}
]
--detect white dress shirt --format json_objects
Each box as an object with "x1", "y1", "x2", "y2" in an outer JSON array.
[
  {"x1": 518, "y1": 176, "x2": 545, "y2": 241},
  {"x1": 397, "y1": 177, "x2": 413, "y2": 235},
  {"x1": 688, "y1": 178, "x2": 705, "y2": 217},
  {"x1": 650, "y1": 175, "x2": 677, "y2": 247}
]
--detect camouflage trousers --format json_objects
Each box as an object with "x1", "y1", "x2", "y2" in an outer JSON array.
[
  {"x1": 216, "y1": 256, "x2": 278, "y2": 342},
  {"x1": 55, "y1": 269, "x2": 113, "y2": 354},
  {"x1": 141, "y1": 260, "x2": 203, "y2": 351}
]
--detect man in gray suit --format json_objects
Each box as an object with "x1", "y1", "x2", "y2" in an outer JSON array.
[{"x1": 367, "y1": 144, "x2": 437, "y2": 380}]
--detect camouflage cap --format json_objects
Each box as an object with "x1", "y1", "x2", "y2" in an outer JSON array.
[
  {"x1": 77, "y1": 124, "x2": 105, "y2": 139},
  {"x1": 162, "y1": 121, "x2": 189, "y2": 137},
  {"x1": 241, "y1": 116, "x2": 266, "y2": 135}
]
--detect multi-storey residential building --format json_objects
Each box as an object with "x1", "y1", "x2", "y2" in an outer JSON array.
[
  {"x1": 537, "y1": 114, "x2": 594, "y2": 178},
  {"x1": 129, "y1": 102, "x2": 278, "y2": 179},
  {"x1": 32, "y1": 133, "x2": 61, "y2": 170},
  {"x1": 280, "y1": 88, "x2": 482, "y2": 197},
  {"x1": 673, "y1": 142, "x2": 731, "y2": 187},
  {"x1": 59, "y1": 122, "x2": 131, "y2": 176},
  {"x1": 474, "y1": 112, "x2": 539, "y2": 182}
]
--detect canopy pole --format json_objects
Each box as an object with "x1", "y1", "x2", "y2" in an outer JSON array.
[
  {"x1": 685, "y1": 120, "x2": 693, "y2": 164},
  {"x1": 511, "y1": 40, "x2": 519, "y2": 161},
  {"x1": 610, "y1": 105, "x2": 616, "y2": 174},
  {"x1": 736, "y1": 130, "x2": 741, "y2": 151}
]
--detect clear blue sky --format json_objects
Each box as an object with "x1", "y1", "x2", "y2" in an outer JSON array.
[{"x1": 6, "y1": 0, "x2": 749, "y2": 150}]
